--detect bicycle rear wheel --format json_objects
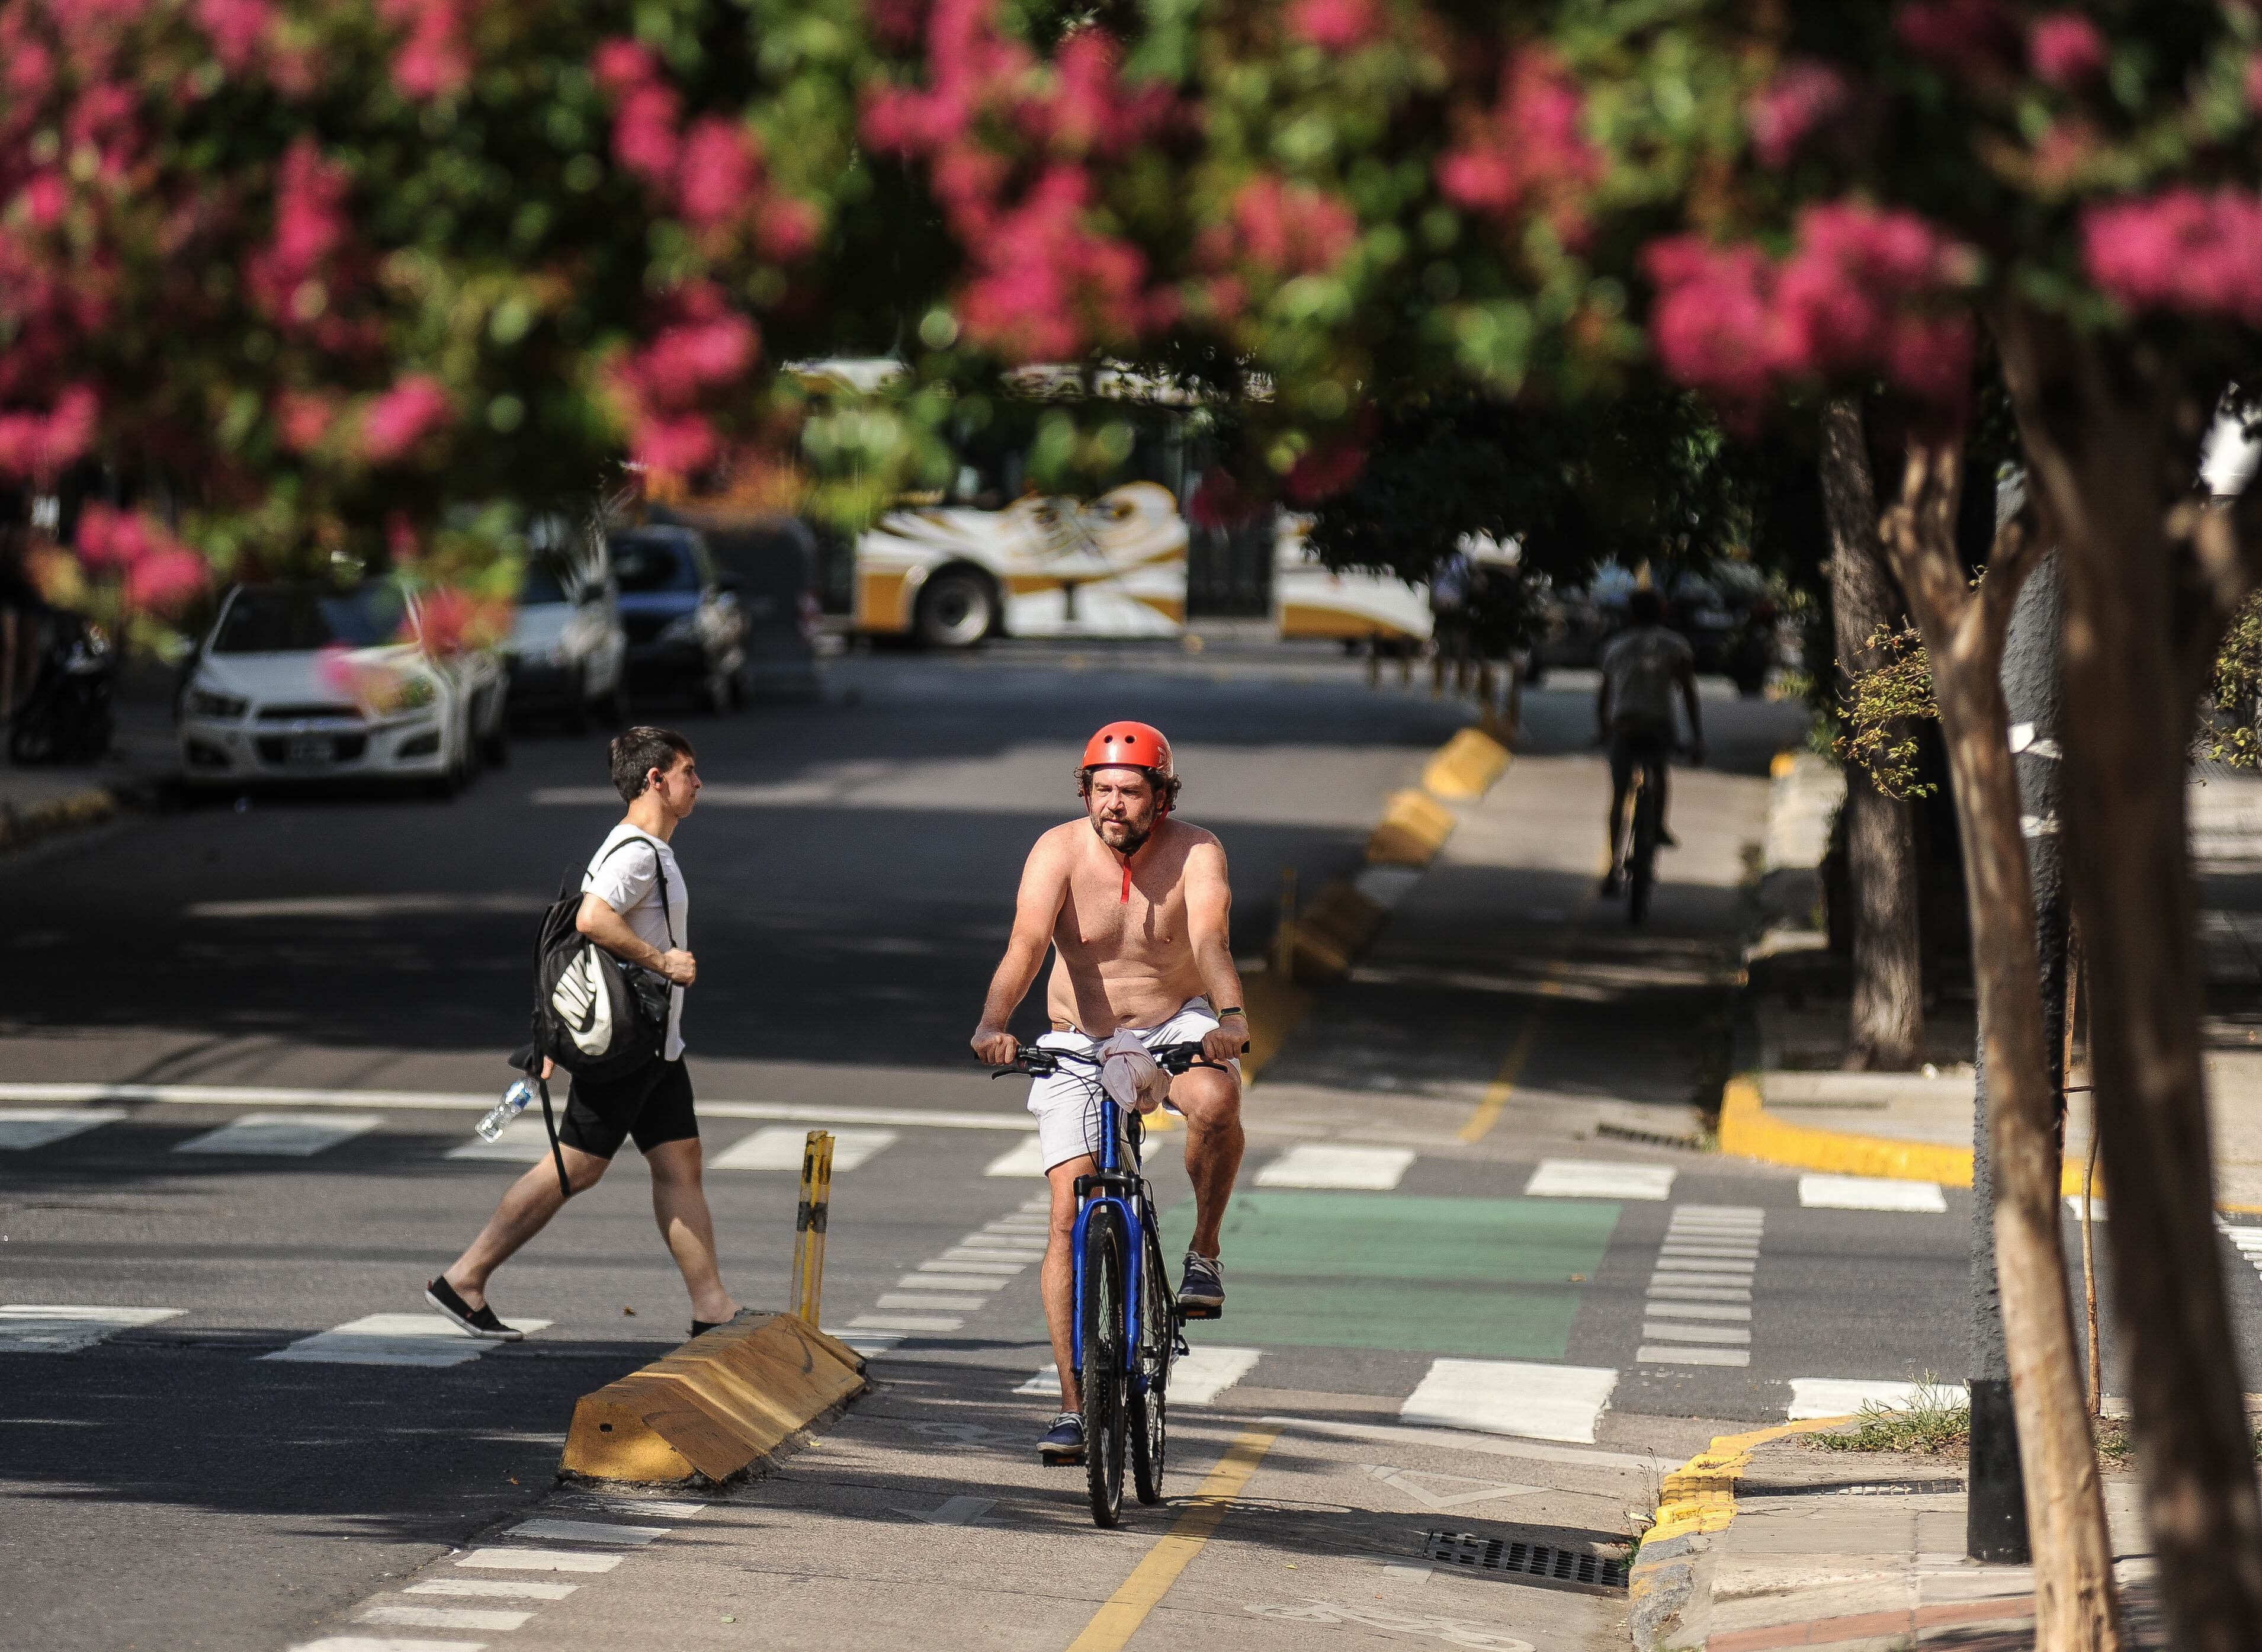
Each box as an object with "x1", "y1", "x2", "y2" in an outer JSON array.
[
  {"x1": 1080, "y1": 1206, "x2": 1128, "y2": 1527},
  {"x1": 1629, "y1": 766, "x2": 1661, "y2": 924},
  {"x1": 1130, "y1": 1222, "x2": 1173, "y2": 1505}
]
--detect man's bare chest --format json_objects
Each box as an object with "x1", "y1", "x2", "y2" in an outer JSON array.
[{"x1": 1055, "y1": 868, "x2": 1186, "y2": 955}]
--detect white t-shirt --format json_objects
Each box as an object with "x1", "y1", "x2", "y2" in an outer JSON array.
[
  {"x1": 583, "y1": 823, "x2": 688, "y2": 1061},
  {"x1": 1600, "y1": 625, "x2": 1694, "y2": 727}
]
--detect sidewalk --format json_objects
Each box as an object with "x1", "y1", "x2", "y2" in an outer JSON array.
[
  {"x1": 1647, "y1": 1430, "x2": 2165, "y2": 1652},
  {"x1": 0, "y1": 656, "x2": 175, "y2": 852},
  {"x1": 1724, "y1": 753, "x2": 2262, "y2": 1211}
]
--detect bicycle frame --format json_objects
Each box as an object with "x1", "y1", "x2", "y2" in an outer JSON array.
[{"x1": 1067, "y1": 1089, "x2": 1158, "y2": 1389}]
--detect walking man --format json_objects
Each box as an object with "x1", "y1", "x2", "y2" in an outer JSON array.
[
  {"x1": 426, "y1": 727, "x2": 745, "y2": 1341},
  {"x1": 1597, "y1": 587, "x2": 1705, "y2": 893},
  {"x1": 971, "y1": 721, "x2": 1247, "y2": 1464}
]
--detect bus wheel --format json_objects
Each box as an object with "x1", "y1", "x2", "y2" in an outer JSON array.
[{"x1": 916, "y1": 569, "x2": 995, "y2": 649}]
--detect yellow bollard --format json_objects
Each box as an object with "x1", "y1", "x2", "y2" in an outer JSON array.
[{"x1": 790, "y1": 1130, "x2": 836, "y2": 1327}]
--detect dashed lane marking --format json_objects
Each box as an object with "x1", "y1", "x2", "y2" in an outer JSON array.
[
  {"x1": 1800, "y1": 1174, "x2": 1948, "y2": 1212},
  {"x1": 454, "y1": 1548, "x2": 620, "y2": 1573},
  {"x1": 878, "y1": 1292, "x2": 990, "y2": 1311},
  {"x1": 1639, "y1": 1205, "x2": 1760, "y2": 1369},
  {"x1": 0, "y1": 1304, "x2": 182, "y2": 1353},
  {"x1": 292, "y1": 1638, "x2": 489, "y2": 1652},
  {"x1": 1787, "y1": 1377, "x2": 1968, "y2": 1420},
  {"x1": 984, "y1": 1137, "x2": 1048, "y2": 1177},
  {"x1": 894, "y1": 1272, "x2": 1012, "y2": 1292},
  {"x1": 1399, "y1": 1358, "x2": 1619, "y2": 1444},
  {"x1": 174, "y1": 1112, "x2": 382, "y2": 1157},
  {"x1": 1256, "y1": 1144, "x2": 1416, "y2": 1190},
  {"x1": 710, "y1": 1126, "x2": 897, "y2": 1172},
  {"x1": 850, "y1": 1313, "x2": 965, "y2": 1333},
  {"x1": 1016, "y1": 1345, "x2": 1263, "y2": 1406},
  {"x1": 508, "y1": 1518, "x2": 667, "y2": 1546},
  {"x1": 1524, "y1": 1159, "x2": 1676, "y2": 1201},
  {"x1": 403, "y1": 1580, "x2": 576, "y2": 1600},
  {"x1": 0, "y1": 1106, "x2": 127, "y2": 1149},
  {"x1": 264, "y1": 1313, "x2": 550, "y2": 1367},
  {"x1": 917, "y1": 1258, "x2": 1026, "y2": 1276},
  {"x1": 357, "y1": 1605, "x2": 531, "y2": 1631}
]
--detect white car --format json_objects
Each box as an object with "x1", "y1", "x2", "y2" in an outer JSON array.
[
  {"x1": 502, "y1": 554, "x2": 630, "y2": 730},
  {"x1": 178, "y1": 580, "x2": 507, "y2": 795}
]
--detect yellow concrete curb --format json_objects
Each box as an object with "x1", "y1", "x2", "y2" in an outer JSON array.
[
  {"x1": 1639, "y1": 1416, "x2": 1854, "y2": 1548},
  {"x1": 1366, "y1": 788, "x2": 1457, "y2": 866},
  {"x1": 1718, "y1": 1074, "x2": 2150, "y2": 1199},
  {"x1": 561, "y1": 1311, "x2": 867, "y2": 1484},
  {"x1": 1239, "y1": 965, "x2": 1313, "y2": 1082},
  {"x1": 0, "y1": 787, "x2": 116, "y2": 851},
  {"x1": 1281, "y1": 880, "x2": 1385, "y2": 980},
  {"x1": 1423, "y1": 726, "x2": 1511, "y2": 801}
]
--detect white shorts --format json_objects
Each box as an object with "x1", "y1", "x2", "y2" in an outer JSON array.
[{"x1": 1027, "y1": 998, "x2": 1240, "y2": 1172}]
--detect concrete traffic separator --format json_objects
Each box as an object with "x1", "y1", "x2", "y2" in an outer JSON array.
[
  {"x1": 1422, "y1": 726, "x2": 1511, "y2": 801},
  {"x1": 1238, "y1": 965, "x2": 1313, "y2": 1082},
  {"x1": 1281, "y1": 880, "x2": 1385, "y2": 980},
  {"x1": 1366, "y1": 788, "x2": 1458, "y2": 866},
  {"x1": 560, "y1": 1311, "x2": 867, "y2": 1485}
]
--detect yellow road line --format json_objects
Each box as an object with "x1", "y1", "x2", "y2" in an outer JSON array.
[
  {"x1": 1457, "y1": 959, "x2": 1570, "y2": 1144},
  {"x1": 1065, "y1": 1425, "x2": 1282, "y2": 1651}
]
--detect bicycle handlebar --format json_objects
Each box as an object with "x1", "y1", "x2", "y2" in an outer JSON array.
[{"x1": 990, "y1": 1040, "x2": 1240, "y2": 1080}]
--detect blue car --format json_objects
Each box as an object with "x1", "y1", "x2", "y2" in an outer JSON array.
[{"x1": 611, "y1": 525, "x2": 749, "y2": 711}]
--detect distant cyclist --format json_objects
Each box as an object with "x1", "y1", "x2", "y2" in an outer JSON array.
[
  {"x1": 1597, "y1": 587, "x2": 1705, "y2": 895},
  {"x1": 972, "y1": 721, "x2": 1247, "y2": 1466}
]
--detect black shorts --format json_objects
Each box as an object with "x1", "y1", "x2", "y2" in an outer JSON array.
[
  {"x1": 1609, "y1": 717, "x2": 1676, "y2": 791},
  {"x1": 557, "y1": 1058, "x2": 698, "y2": 1160}
]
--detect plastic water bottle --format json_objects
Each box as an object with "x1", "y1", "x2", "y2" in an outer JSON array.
[{"x1": 476, "y1": 1077, "x2": 537, "y2": 1141}]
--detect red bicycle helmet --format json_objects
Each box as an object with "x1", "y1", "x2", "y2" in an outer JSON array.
[{"x1": 1080, "y1": 721, "x2": 1174, "y2": 785}]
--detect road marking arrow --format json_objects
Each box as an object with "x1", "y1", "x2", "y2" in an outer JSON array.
[
  {"x1": 891, "y1": 1496, "x2": 996, "y2": 1526},
  {"x1": 1362, "y1": 1464, "x2": 1543, "y2": 1510}
]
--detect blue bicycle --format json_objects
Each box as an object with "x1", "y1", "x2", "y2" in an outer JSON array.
[{"x1": 1000, "y1": 1040, "x2": 1221, "y2": 1526}]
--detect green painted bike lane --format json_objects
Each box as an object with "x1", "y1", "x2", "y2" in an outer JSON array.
[{"x1": 1157, "y1": 1191, "x2": 1619, "y2": 1358}]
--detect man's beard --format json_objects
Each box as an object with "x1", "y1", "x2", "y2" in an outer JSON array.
[{"x1": 1092, "y1": 813, "x2": 1154, "y2": 857}]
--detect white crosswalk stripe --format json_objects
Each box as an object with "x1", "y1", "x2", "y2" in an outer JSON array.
[
  {"x1": 403, "y1": 1580, "x2": 577, "y2": 1600},
  {"x1": 455, "y1": 1547, "x2": 620, "y2": 1573},
  {"x1": 709, "y1": 1127, "x2": 897, "y2": 1172},
  {"x1": 1524, "y1": 1159, "x2": 1676, "y2": 1201},
  {"x1": 1639, "y1": 1205, "x2": 1761, "y2": 1368},
  {"x1": 447, "y1": 1117, "x2": 559, "y2": 1162},
  {"x1": 0, "y1": 1304, "x2": 181, "y2": 1352},
  {"x1": 358, "y1": 1604, "x2": 530, "y2": 1631},
  {"x1": 0, "y1": 1106, "x2": 127, "y2": 1149},
  {"x1": 264, "y1": 1313, "x2": 550, "y2": 1366},
  {"x1": 983, "y1": 1137, "x2": 1048, "y2": 1178},
  {"x1": 1400, "y1": 1358, "x2": 1619, "y2": 1444},
  {"x1": 1016, "y1": 1344, "x2": 1263, "y2": 1406},
  {"x1": 175, "y1": 1111, "x2": 383, "y2": 1157},
  {"x1": 509, "y1": 1518, "x2": 666, "y2": 1546},
  {"x1": 293, "y1": 1638, "x2": 491, "y2": 1651},
  {"x1": 1800, "y1": 1174, "x2": 1947, "y2": 1212},
  {"x1": 1256, "y1": 1144, "x2": 1416, "y2": 1190},
  {"x1": 1787, "y1": 1377, "x2": 1968, "y2": 1420}
]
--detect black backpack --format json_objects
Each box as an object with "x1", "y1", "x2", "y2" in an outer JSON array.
[{"x1": 530, "y1": 834, "x2": 677, "y2": 1083}]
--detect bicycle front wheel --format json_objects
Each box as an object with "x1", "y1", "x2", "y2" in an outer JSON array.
[
  {"x1": 1130, "y1": 1223, "x2": 1173, "y2": 1505},
  {"x1": 1080, "y1": 1206, "x2": 1128, "y2": 1528}
]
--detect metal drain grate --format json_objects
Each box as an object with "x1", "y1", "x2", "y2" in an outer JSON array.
[{"x1": 1422, "y1": 1531, "x2": 1629, "y2": 1591}]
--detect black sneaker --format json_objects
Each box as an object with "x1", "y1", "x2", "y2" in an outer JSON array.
[
  {"x1": 425, "y1": 1276, "x2": 524, "y2": 1342},
  {"x1": 1039, "y1": 1412, "x2": 1086, "y2": 1465},
  {"x1": 1177, "y1": 1251, "x2": 1225, "y2": 1319},
  {"x1": 690, "y1": 1307, "x2": 759, "y2": 1339}
]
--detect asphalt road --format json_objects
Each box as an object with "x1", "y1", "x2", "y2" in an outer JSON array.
[{"x1": 1, "y1": 640, "x2": 2231, "y2": 1652}]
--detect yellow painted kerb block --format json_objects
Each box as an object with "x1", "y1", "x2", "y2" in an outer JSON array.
[
  {"x1": 562, "y1": 1311, "x2": 866, "y2": 1484},
  {"x1": 1366, "y1": 790, "x2": 1456, "y2": 866},
  {"x1": 1423, "y1": 727, "x2": 1511, "y2": 801}
]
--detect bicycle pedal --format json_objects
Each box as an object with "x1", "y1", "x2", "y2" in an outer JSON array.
[
  {"x1": 1173, "y1": 1334, "x2": 1191, "y2": 1358},
  {"x1": 1177, "y1": 1303, "x2": 1221, "y2": 1321}
]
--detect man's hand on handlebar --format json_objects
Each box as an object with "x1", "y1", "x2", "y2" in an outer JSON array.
[
  {"x1": 971, "y1": 1025, "x2": 1020, "y2": 1066},
  {"x1": 1202, "y1": 1015, "x2": 1250, "y2": 1064}
]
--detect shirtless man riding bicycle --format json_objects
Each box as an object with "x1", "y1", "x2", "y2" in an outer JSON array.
[{"x1": 972, "y1": 721, "x2": 1247, "y2": 1465}]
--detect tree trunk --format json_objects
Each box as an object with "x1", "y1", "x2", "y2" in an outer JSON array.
[
  {"x1": 1878, "y1": 440, "x2": 2122, "y2": 1652},
  {"x1": 1994, "y1": 301, "x2": 2262, "y2": 1652},
  {"x1": 1821, "y1": 397, "x2": 1926, "y2": 1069}
]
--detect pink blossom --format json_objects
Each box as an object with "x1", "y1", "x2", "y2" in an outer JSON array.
[
  {"x1": 2083, "y1": 188, "x2": 2262, "y2": 326},
  {"x1": 6, "y1": 39, "x2": 53, "y2": 98},
  {"x1": 124, "y1": 547, "x2": 208, "y2": 615},
  {"x1": 246, "y1": 139, "x2": 352, "y2": 328},
  {"x1": 631, "y1": 412, "x2": 720, "y2": 476},
  {"x1": 1189, "y1": 471, "x2": 1259, "y2": 528},
  {"x1": 412, "y1": 585, "x2": 505, "y2": 655},
  {"x1": 623, "y1": 313, "x2": 759, "y2": 409},
  {"x1": 757, "y1": 198, "x2": 820, "y2": 262},
  {"x1": 592, "y1": 39, "x2": 658, "y2": 95},
  {"x1": 196, "y1": 0, "x2": 274, "y2": 73},
  {"x1": 2244, "y1": 53, "x2": 2262, "y2": 113},
  {"x1": 1284, "y1": 435, "x2": 1367, "y2": 505},
  {"x1": 678, "y1": 117, "x2": 761, "y2": 230},
  {"x1": 20, "y1": 174, "x2": 66, "y2": 227},
  {"x1": 360, "y1": 375, "x2": 454, "y2": 464},
  {"x1": 275, "y1": 390, "x2": 338, "y2": 453},
  {"x1": 957, "y1": 165, "x2": 1159, "y2": 359},
  {"x1": 75, "y1": 503, "x2": 156, "y2": 572},
  {"x1": 1438, "y1": 49, "x2": 1600, "y2": 246},
  {"x1": 1893, "y1": 0, "x2": 2019, "y2": 75},
  {"x1": 2029, "y1": 13, "x2": 2106, "y2": 88},
  {"x1": 1746, "y1": 60, "x2": 1854, "y2": 169},
  {"x1": 0, "y1": 384, "x2": 98, "y2": 479},
  {"x1": 1287, "y1": 0, "x2": 1381, "y2": 52},
  {"x1": 376, "y1": 0, "x2": 470, "y2": 100},
  {"x1": 1221, "y1": 175, "x2": 1359, "y2": 276},
  {"x1": 1642, "y1": 238, "x2": 1779, "y2": 425},
  {"x1": 612, "y1": 84, "x2": 682, "y2": 185}
]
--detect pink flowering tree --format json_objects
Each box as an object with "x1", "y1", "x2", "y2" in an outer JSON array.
[{"x1": 0, "y1": 0, "x2": 872, "y2": 644}]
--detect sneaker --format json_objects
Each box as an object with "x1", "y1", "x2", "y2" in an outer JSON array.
[
  {"x1": 425, "y1": 1276, "x2": 524, "y2": 1342},
  {"x1": 1039, "y1": 1412, "x2": 1086, "y2": 1465},
  {"x1": 1177, "y1": 1251, "x2": 1225, "y2": 1318},
  {"x1": 690, "y1": 1306, "x2": 760, "y2": 1339}
]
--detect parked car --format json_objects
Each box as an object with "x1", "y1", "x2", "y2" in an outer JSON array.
[
  {"x1": 612, "y1": 524, "x2": 748, "y2": 710},
  {"x1": 177, "y1": 580, "x2": 506, "y2": 794},
  {"x1": 502, "y1": 547, "x2": 629, "y2": 730},
  {"x1": 650, "y1": 508, "x2": 822, "y2": 698},
  {"x1": 1529, "y1": 562, "x2": 1780, "y2": 695}
]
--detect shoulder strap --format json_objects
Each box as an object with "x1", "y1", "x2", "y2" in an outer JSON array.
[{"x1": 616, "y1": 831, "x2": 676, "y2": 951}]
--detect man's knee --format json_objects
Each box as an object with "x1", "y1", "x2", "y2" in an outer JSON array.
[
  {"x1": 643, "y1": 1137, "x2": 705, "y2": 1188},
  {"x1": 1172, "y1": 1069, "x2": 1242, "y2": 1133},
  {"x1": 559, "y1": 1149, "x2": 611, "y2": 1195}
]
